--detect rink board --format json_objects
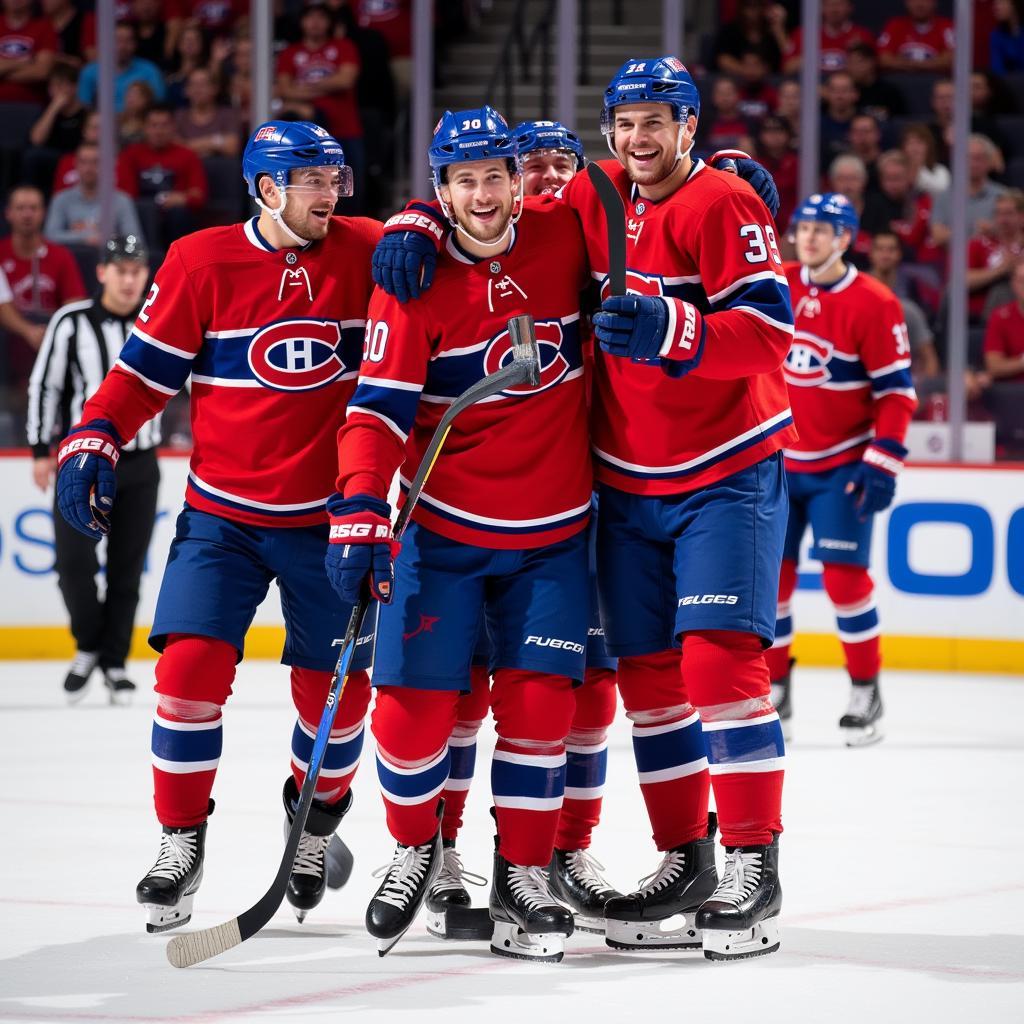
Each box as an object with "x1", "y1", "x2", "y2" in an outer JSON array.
[{"x1": 0, "y1": 453, "x2": 1021, "y2": 672}]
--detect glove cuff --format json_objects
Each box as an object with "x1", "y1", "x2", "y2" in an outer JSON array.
[
  {"x1": 658, "y1": 298, "x2": 705, "y2": 361},
  {"x1": 327, "y1": 493, "x2": 392, "y2": 521},
  {"x1": 708, "y1": 148, "x2": 752, "y2": 165},
  {"x1": 56, "y1": 421, "x2": 122, "y2": 470},
  {"x1": 383, "y1": 206, "x2": 445, "y2": 250},
  {"x1": 864, "y1": 439, "x2": 907, "y2": 477}
]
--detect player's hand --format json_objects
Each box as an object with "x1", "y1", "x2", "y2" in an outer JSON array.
[
  {"x1": 709, "y1": 149, "x2": 781, "y2": 219},
  {"x1": 325, "y1": 494, "x2": 400, "y2": 604},
  {"x1": 594, "y1": 294, "x2": 706, "y2": 379},
  {"x1": 845, "y1": 439, "x2": 908, "y2": 520},
  {"x1": 55, "y1": 420, "x2": 121, "y2": 538},
  {"x1": 372, "y1": 208, "x2": 446, "y2": 302}
]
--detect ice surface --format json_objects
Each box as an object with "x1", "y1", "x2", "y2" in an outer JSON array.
[{"x1": 1, "y1": 661, "x2": 1022, "y2": 1023}]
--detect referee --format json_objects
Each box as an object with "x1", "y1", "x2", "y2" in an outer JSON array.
[{"x1": 27, "y1": 236, "x2": 161, "y2": 705}]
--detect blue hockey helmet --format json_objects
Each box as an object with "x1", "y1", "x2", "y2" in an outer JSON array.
[
  {"x1": 790, "y1": 192, "x2": 860, "y2": 237},
  {"x1": 513, "y1": 119, "x2": 584, "y2": 166},
  {"x1": 428, "y1": 106, "x2": 518, "y2": 186},
  {"x1": 600, "y1": 56, "x2": 701, "y2": 138},
  {"x1": 242, "y1": 120, "x2": 352, "y2": 199}
]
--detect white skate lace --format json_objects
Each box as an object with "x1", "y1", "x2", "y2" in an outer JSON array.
[
  {"x1": 148, "y1": 831, "x2": 198, "y2": 881},
  {"x1": 565, "y1": 849, "x2": 617, "y2": 897},
  {"x1": 430, "y1": 847, "x2": 487, "y2": 895},
  {"x1": 845, "y1": 685, "x2": 876, "y2": 720},
  {"x1": 69, "y1": 651, "x2": 97, "y2": 676},
  {"x1": 710, "y1": 849, "x2": 762, "y2": 907},
  {"x1": 292, "y1": 831, "x2": 331, "y2": 877},
  {"x1": 373, "y1": 843, "x2": 433, "y2": 910},
  {"x1": 508, "y1": 865, "x2": 564, "y2": 911},
  {"x1": 633, "y1": 849, "x2": 686, "y2": 897}
]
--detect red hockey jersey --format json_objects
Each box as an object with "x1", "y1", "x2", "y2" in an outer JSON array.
[
  {"x1": 782, "y1": 262, "x2": 917, "y2": 473},
  {"x1": 560, "y1": 158, "x2": 797, "y2": 496},
  {"x1": 337, "y1": 201, "x2": 592, "y2": 549},
  {"x1": 80, "y1": 215, "x2": 381, "y2": 527}
]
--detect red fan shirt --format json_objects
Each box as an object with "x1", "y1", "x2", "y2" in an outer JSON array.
[
  {"x1": 878, "y1": 16, "x2": 954, "y2": 64},
  {"x1": 277, "y1": 39, "x2": 362, "y2": 140},
  {"x1": 0, "y1": 237, "x2": 85, "y2": 318},
  {"x1": 0, "y1": 15, "x2": 57, "y2": 103}
]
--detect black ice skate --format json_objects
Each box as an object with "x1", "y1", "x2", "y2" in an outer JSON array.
[
  {"x1": 282, "y1": 777, "x2": 352, "y2": 923},
  {"x1": 366, "y1": 802, "x2": 444, "y2": 956},
  {"x1": 770, "y1": 657, "x2": 794, "y2": 742},
  {"x1": 135, "y1": 802, "x2": 212, "y2": 934},
  {"x1": 490, "y1": 846, "x2": 574, "y2": 964},
  {"x1": 103, "y1": 666, "x2": 136, "y2": 706},
  {"x1": 605, "y1": 814, "x2": 719, "y2": 950},
  {"x1": 63, "y1": 650, "x2": 98, "y2": 704},
  {"x1": 840, "y1": 675, "x2": 884, "y2": 747},
  {"x1": 548, "y1": 847, "x2": 623, "y2": 935},
  {"x1": 425, "y1": 839, "x2": 491, "y2": 940},
  {"x1": 696, "y1": 832, "x2": 782, "y2": 961}
]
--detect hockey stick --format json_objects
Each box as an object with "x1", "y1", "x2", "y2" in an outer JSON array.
[
  {"x1": 586, "y1": 162, "x2": 627, "y2": 297},
  {"x1": 166, "y1": 316, "x2": 542, "y2": 969}
]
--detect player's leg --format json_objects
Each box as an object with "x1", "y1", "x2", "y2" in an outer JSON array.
[
  {"x1": 135, "y1": 508, "x2": 273, "y2": 933},
  {"x1": 663, "y1": 454, "x2": 787, "y2": 960},
  {"x1": 274, "y1": 523, "x2": 376, "y2": 918},
  {"x1": 485, "y1": 532, "x2": 587, "y2": 961},
  {"x1": 366, "y1": 522, "x2": 487, "y2": 952}
]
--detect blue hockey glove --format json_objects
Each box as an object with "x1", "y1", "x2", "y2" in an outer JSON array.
[
  {"x1": 709, "y1": 149, "x2": 781, "y2": 219},
  {"x1": 325, "y1": 494, "x2": 399, "y2": 604},
  {"x1": 594, "y1": 294, "x2": 706, "y2": 379},
  {"x1": 372, "y1": 208, "x2": 446, "y2": 302},
  {"x1": 844, "y1": 439, "x2": 908, "y2": 520},
  {"x1": 55, "y1": 420, "x2": 121, "y2": 538}
]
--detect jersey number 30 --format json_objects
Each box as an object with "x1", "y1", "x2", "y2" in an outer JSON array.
[
  {"x1": 363, "y1": 320, "x2": 389, "y2": 363},
  {"x1": 739, "y1": 223, "x2": 782, "y2": 266}
]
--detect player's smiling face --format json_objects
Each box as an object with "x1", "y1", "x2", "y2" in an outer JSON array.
[
  {"x1": 440, "y1": 159, "x2": 519, "y2": 242},
  {"x1": 612, "y1": 103, "x2": 694, "y2": 186},
  {"x1": 795, "y1": 221, "x2": 850, "y2": 268},
  {"x1": 521, "y1": 150, "x2": 576, "y2": 196},
  {"x1": 281, "y1": 165, "x2": 344, "y2": 240}
]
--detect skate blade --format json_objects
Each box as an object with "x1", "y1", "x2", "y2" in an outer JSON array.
[
  {"x1": 292, "y1": 907, "x2": 308, "y2": 924},
  {"x1": 426, "y1": 906, "x2": 492, "y2": 941},
  {"x1": 376, "y1": 929, "x2": 409, "y2": 957},
  {"x1": 571, "y1": 913, "x2": 607, "y2": 936},
  {"x1": 702, "y1": 916, "x2": 780, "y2": 961},
  {"x1": 605, "y1": 911, "x2": 702, "y2": 950},
  {"x1": 490, "y1": 920, "x2": 567, "y2": 963},
  {"x1": 842, "y1": 723, "x2": 884, "y2": 747},
  {"x1": 107, "y1": 687, "x2": 134, "y2": 707},
  {"x1": 65, "y1": 688, "x2": 89, "y2": 706},
  {"x1": 142, "y1": 895, "x2": 193, "y2": 934}
]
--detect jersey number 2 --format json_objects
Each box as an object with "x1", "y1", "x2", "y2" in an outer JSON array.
[{"x1": 739, "y1": 224, "x2": 782, "y2": 266}]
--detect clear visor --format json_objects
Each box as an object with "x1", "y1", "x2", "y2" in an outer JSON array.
[
  {"x1": 283, "y1": 164, "x2": 354, "y2": 200},
  {"x1": 521, "y1": 147, "x2": 578, "y2": 168}
]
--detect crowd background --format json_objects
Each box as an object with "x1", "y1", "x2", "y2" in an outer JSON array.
[{"x1": 0, "y1": 0, "x2": 1022, "y2": 458}]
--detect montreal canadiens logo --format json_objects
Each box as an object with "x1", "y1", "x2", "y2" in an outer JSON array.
[
  {"x1": 784, "y1": 333, "x2": 833, "y2": 387},
  {"x1": 599, "y1": 269, "x2": 665, "y2": 301},
  {"x1": 247, "y1": 319, "x2": 346, "y2": 391},
  {"x1": 482, "y1": 320, "x2": 569, "y2": 395}
]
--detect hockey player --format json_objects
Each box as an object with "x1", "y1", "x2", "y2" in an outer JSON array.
[
  {"x1": 328, "y1": 106, "x2": 593, "y2": 963},
  {"x1": 368, "y1": 59, "x2": 795, "y2": 962},
  {"x1": 425, "y1": 118, "x2": 623, "y2": 941},
  {"x1": 771, "y1": 193, "x2": 916, "y2": 746},
  {"x1": 53, "y1": 121, "x2": 379, "y2": 933}
]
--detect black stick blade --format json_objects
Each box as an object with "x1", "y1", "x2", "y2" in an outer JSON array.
[{"x1": 586, "y1": 162, "x2": 627, "y2": 297}]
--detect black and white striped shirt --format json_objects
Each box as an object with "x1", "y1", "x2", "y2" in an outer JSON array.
[{"x1": 26, "y1": 298, "x2": 162, "y2": 456}]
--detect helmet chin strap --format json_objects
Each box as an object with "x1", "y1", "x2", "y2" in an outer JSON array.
[
  {"x1": 435, "y1": 182, "x2": 523, "y2": 250},
  {"x1": 256, "y1": 185, "x2": 311, "y2": 247}
]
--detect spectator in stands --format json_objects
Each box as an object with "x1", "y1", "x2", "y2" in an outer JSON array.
[
  {"x1": 701, "y1": 76, "x2": 754, "y2": 153},
  {"x1": 991, "y1": 0, "x2": 1024, "y2": 73},
  {"x1": 735, "y1": 50, "x2": 777, "y2": 122},
  {"x1": 165, "y1": 22, "x2": 210, "y2": 109},
  {"x1": 53, "y1": 108, "x2": 98, "y2": 193},
  {"x1": 24, "y1": 64, "x2": 85, "y2": 193},
  {"x1": 848, "y1": 113, "x2": 882, "y2": 191},
  {"x1": 878, "y1": 0, "x2": 954, "y2": 73},
  {"x1": 828, "y1": 153, "x2": 872, "y2": 265},
  {"x1": 44, "y1": 143, "x2": 144, "y2": 247},
  {"x1": 167, "y1": 0, "x2": 244, "y2": 54},
  {"x1": 782, "y1": 0, "x2": 873, "y2": 74},
  {"x1": 224, "y1": 35, "x2": 252, "y2": 126},
  {"x1": 927, "y1": 78, "x2": 955, "y2": 164},
  {"x1": 862, "y1": 149, "x2": 933, "y2": 262},
  {"x1": 775, "y1": 78, "x2": 801, "y2": 146},
  {"x1": 900, "y1": 122, "x2": 950, "y2": 201},
  {"x1": 970, "y1": 71, "x2": 1013, "y2": 161},
  {"x1": 754, "y1": 115, "x2": 797, "y2": 228},
  {"x1": 119, "y1": 80, "x2": 155, "y2": 146},
  {"x1": 846, "y1": 42, "x2": 905, "y2": 123},
  {"x1": 0, "y1": 0, "x2": 57, "y2": 105},
  {"x1": 353, "y1": 0, "x2": 412, "y2": 94},
  {"x1": 712, "y1": 0, "x2": 788, "y2": 75},
  {"x1": 0, "y1": 265, "x2": 45, "y2": 349},
  {"x1": 117, "y1": 103, "x2": 208, "y2": 248},
  {"x1": 931, "y1": 134, "x2": 1008, "y2": 247},
  {"x1": 78, "y1": 22, "x2": 165, "y2": 112},
  {"x1": 984, "y1": 260, "x2": 1024, "y2": 381},
  {"x1": 131, "y1": 0, "x2": 170, "y2": 70},
  {"x1": 42, "y1": 0, "x2": 85, "y2": 69},
  {"x1": 966, "y1": 189, "x2": 1024, "y2": 322},
  {"x1": 820, "y1": 70, "x2": 859, "y2": 170},
  {"x1": 868, "y1": 228, "x2": 929, "y2": 306},
  {"x1": 174, "y1": 67, "x2": 240, "y2": 159}
]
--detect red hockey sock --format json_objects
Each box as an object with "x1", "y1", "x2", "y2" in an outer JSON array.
[
  {"x1": 442, "y1": 665, "x2": 491, "y2": 841},
  {"x1": 555, "y1": 667, "x2": 617, "y2": 851},
  {"x1": 684, "y1": 630, "x2": 784, "y2": 847},
  {"x1": 617, "y1": 649, "x2": 710, "y2": 850},
  {"x1": 152, "y1": 634, "x2": 237, "y2": 827},
  {"x1": 822, "y1": 563, "x2": 881, "y2": 680},
  {"x1": 372, "y1": 686, "x2": 459, "y2": 846},
  {"x1": 491, "y1": 670, "x2": 575, "y2": 866},
  {"x1": 289, "y1": 666, "x2": 371, "y2": 805},
  {"x1": 766, "y1": 558, "x2": 798, "y2": 681}
]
